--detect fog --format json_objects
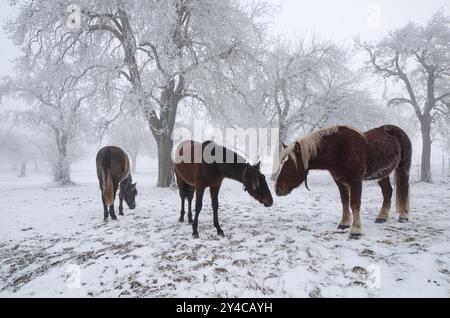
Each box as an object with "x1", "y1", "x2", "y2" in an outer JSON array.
[{"x1": 1, "y1": 1, "x2": 450, "y2": 298}]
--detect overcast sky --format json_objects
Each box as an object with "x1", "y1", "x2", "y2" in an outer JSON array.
[
  {"x1": 1, "y1": 1, "x2": 450, "y2": 74},
  {"x1": 1, "y1": 1, "x2": 449, "y2": 162},
  {"x1": 265, "y1": 0, "x2": 450, "y2": 42}
]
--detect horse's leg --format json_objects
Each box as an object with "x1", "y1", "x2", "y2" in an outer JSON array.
[
  {"x1": 187, "y1": 185, "x2": 194, "y2": 224},
  {"x1": 210, "y1": 185, "x2": 224, "y2": 237},
  {"x1": 335, "y1": 181, "x2": 351, "y2": 230},
  {"x1": 109, "y1": 185, "x2": 118, "y2": 220},
  {"x1": 375, "y1": 177, "x2": 392, "y2": 223},
  {"x1": 395, "y1": 166, "x2": 410, "y2": 223},
  {"x1": 349, "y1": 180, "x2": 363, "y2": 239},
  {"x1": 118, "y1": 192, "x2": 125, "y2": 216},
  {"x1": 102, "y1": 194, "x2": 108, "y2": 221},
  {"x1": 192, "y1": 186, "x2": 205, "y2": 239},
  {"x1": 178, "y1": 184, "x2": 186, "y2": 223},
  {"x1": 99, "y1": 181, "x2": 109, "y2": 221},
  {"x1": 176, "y1": 174, "x2": 186, "y2": 222},
  {"x1": 109, "y1": 204, "x2": 117, "y2": 220}
]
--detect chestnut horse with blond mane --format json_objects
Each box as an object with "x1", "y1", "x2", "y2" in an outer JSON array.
[{"x1": 275, "y1": 125, "x2": 411, "y2": 239}]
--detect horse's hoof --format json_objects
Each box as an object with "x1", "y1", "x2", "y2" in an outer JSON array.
[
  {"x1": 192, "y1": 233, "x2": 199, "y2": 239},
  {"x1": 188, "y1": 220, "x2": 193, "y2": 224},
  {"x1": 217, "y1": 230, "x2": 225, "y2": 237},
  {"x1": 375, "y1": 218, "x2": 387, "y2": 224},
  {"x1": 119, "y1": 212, "x2": 124, "y2": 216},
  {"x1": 179, "y1": 218, "x2": 184, "y2": 223},
  {"x1": 111, "y1": 215, "x2": 118, "y2": 221},
  {"x1": 337, "y1": 224, "x2": 350, "y2": 230},
  {"x1": 103, "y1": 218, "x2": 109, "y2": 222},
  {"x1": 398, "y1": 217, "x2": 409, "y2": 223},
  {"x1": 349, "y1": 233, "x2": 362, "y2": 240}
]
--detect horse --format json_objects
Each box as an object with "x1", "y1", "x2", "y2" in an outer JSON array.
[
  {"x1": 275, "y1": 125, "x2": 411, "y2": 239},
  {"x1": 174, "y1": 140, "x2": 274, "y2": 238},
  {"x1": 96, "y1": 146, "x2": 137, "y2": 221}
]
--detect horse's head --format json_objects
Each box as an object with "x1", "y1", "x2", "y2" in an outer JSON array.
[
  {"x1": 275, "y1": 142, "x2": 310, "y2": 196},
  {"x1": 243, "y1": 162, "x2": 273, "y2": 207},
  {"x1": 124, "y1": 182, "x2": 138, "y2": 209}
]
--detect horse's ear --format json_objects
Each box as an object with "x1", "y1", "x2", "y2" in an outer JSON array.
[
  {"x1": 282, "y1": 142, "x2": 288, "y2": 150},
  {"x1": 132, "y1": 183, "x2": 137, "y2": 189},
  {"x1": 255, "y1": 161, "x2": 261, "y2": 170},
  {"x1": 295, "y1": 142, "x2": 301, "y2": 155}
]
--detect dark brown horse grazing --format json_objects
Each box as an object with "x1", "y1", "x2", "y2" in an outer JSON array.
[
  {"x1": 275, "y1": 125, "x2": 411, "y2": 239},
  {"x1": 175, "y1": 140, "x2": 274, "y2": 238},
  {"x1": 96, "y1": 146, "x2": 137, "y2": 221}
]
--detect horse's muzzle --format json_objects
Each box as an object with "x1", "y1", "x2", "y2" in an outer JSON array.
[
  {"x1": 275, "y1": 186, "x2": 289, "y2": 197},
  {"x1": 263, "y1": 198, "x2": 274, "y2": 207}
]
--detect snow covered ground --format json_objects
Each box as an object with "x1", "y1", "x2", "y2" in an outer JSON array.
[{"x1": 1, "y1": 157, "x2": 450, "y2": 298}]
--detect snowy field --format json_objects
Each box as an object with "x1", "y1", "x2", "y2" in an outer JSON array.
[{"x1": 1, "y1": 157, "x2": 450, "y2": 298}]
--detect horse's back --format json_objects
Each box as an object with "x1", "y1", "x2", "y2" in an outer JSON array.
[
  {"x1": 96, "y1": 146, "x2": 130, "y2": 184},
  {"x1": 174, "y1": 140, "x2": 224, "y2": 186},
  {"x1": 363, "y1": 125, "x2": 406, "y2": 180}
]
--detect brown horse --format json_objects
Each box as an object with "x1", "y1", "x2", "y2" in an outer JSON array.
[
  {"x1": 96, "y1": 146, "x2": 137, "y2": 221},
  {"x1": 275, "y1": 125, "x2": 411, "y2": 239},
  {"x1": 175, "y1": 140, "x2": 274, "y2": 238}
]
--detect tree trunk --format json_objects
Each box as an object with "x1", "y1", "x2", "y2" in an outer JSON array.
[
  {"x1": 54, "y1": 154, "x2": 71, "y2": 185},
  {"x1": 271, "y1": 120, "x2": 288, "y2": 180},
  {"x1": 18, "y1": 162, "x2": 26, "y2": 178},
  {"x1": 420, "y1": 118, "x2": 432, "y2": 183},
  {"x1": 54, "y1": 155, "x2": 71, "y2": 185},
  {"x1": 156, "y1": 134, "x2": 174, "y2": 187},
  {"x1": 147, "y1": 117, "x2": 176, "y2": 187},
  {"x1": 54, "y1": 133, "x2": 72, "y2": 185},
  {"x1": 147, "y1": 81, "x2": 180, "y2": 188}
]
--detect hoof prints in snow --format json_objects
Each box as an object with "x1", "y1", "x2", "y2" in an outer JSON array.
[{"x1": 0, "y1": 172, "x2": 450, "y2": 297}]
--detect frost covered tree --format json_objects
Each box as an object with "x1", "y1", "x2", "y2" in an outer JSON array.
[
  {"x1": 4, "y1": 0, "x2": 270, "y2": 187},
  {"x1": 259, "y1": 39, "x2": 364, "y2": 147},
  {"x1": 358, "y1": 11, "x2": 450, "y2": 182},
  {"x1": 0, "y1": 129, "x2": 38, "y2": 177},
  {"x1": 1, "y1": 59, "x2": 97, "y2": 185}
]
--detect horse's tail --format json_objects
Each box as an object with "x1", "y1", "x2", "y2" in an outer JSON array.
[
  {"x1": 101, "y1": 148, "x2": 114, "y2": 207},
  {"x1": 385, "y1": 125, "x2": 412, "y2": 218}
]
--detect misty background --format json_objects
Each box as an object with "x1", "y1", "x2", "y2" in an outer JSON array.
[
  {"x1": 0, "y1": 0, "x2": 449, "y2": 185},
  {"x1": 1, "y1": 0, "x2": 450, "y2": 298}
]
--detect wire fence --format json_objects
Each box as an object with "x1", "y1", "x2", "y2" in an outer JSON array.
[{"x1": 410, "y1": 158, "x2": 450, "y2": 183}]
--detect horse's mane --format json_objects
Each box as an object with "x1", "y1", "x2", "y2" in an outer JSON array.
[{"x1": 281, "y1": 126, "x2": 364, "y2": 169}]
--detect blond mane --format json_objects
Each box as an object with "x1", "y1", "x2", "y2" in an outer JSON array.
[{"x1": 280, "y1": 126, "x2": 364, "y2": 170}]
